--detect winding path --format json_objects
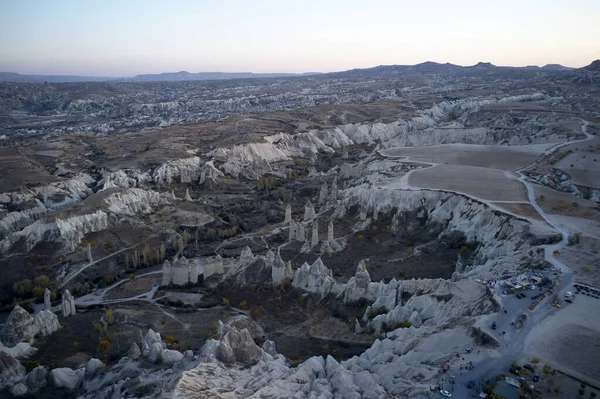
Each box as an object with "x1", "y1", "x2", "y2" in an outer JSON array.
[{"x1": 451, "y1": 120, "x2": 594, "y2": 398}]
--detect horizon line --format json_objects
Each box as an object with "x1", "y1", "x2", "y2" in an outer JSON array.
[{"x1": 2, "y1": 59, "x2": 596, "y2": 78}]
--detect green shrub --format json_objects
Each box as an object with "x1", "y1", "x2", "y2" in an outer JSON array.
[{"x1": 25, "y1": 360, "x2": 39, "y2": 373}]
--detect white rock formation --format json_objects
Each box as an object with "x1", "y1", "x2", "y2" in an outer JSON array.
[
  {"x1": 288, "y1": 221, "x2": 296, "y2": 241},
  {"x1": 98, "y1": 168, "x2": 151, "y2": 190},
  {"x1": 162, "y1": 257, "x2": 200, "y2": 286},
  {"x1": 318, "y1": 182, "x2": 328, "y2": 205},
  {"x1": 343, "y1": 260, "x2": 371, "y2": 303},
  {"x1": 330, "y1": 176, "x2": 338, "y2": 201},
  {"x1": 214, "y1": 255, "x2": 224, "y2": 275},
  {"x1": 142, "y1": 329, "x2": 162, "y2": 356},
  {"x1": 203, "y1": 254, "x2": 225, "y2": 279},
  {"x1": 33, "y1": 310, "x2": 60, "y2": 336},
  {"x1": 0, "y1": 352, "x2": 25, "y2": 381},
  {"x1": 84, "y1": 358, "x2": 105, "y2": 380},
  {"x1": 0, "y1": 306, "x2": 38, "y2": 346},
  {"x1": 161, "y1": 260, "x2": 173, "y2": 286},
  {"x1": 284, "y1": 203, "x2": 292, "y2": 224},
  {"x1": 311, "y1": 220, "x2": 319, "y2": 247},
  {"x1": 240, "y1": 247, "x2": 254, "y2": 263},
  {"x1": 0, "y1": 342, "x2": 37, "y2": 360},
  {"x1": 341, "y1": 186, "x2": 542, "y2": 279},
  {"x1": 43, "y1": 288, "x2": 51, "y2": 311},
  {"x1": 173, "y1": 257, "x2": 190, "y2": 286},
  {"x1": 86, "y1": 243, "x2": 92, "y2": 263},
  {"x1": 215, "y1": 322, "x2": 267, "y2": 365},
  {"x1": 50, "y1": 367, "x2": 84, "y2": 389},
  {"x1": 291, "y1": 258, "x2": 336, "y2": 297},
  {"x1": 10, "y1": 382, "x2": 27, "y2": 396},
  {"x1": 327, "y1": 220, "x2": 334, "y2": 242},
  {"x1": 271, "y1": 248, "x2": 287, "y2": 286},
  {"x1": 285, "y1": 261, "x2": 294, "y2": 280},
  {"x1": 303, "y1": 201, "x2": 316, "y2": 221},
  {"x1": 359, "y1": 207, "x2": 368, "y2": 221},
  {"x1": 25, "y1": 365, "x2": 47, "y2": 392},
  {"x1": 297, "y1": 223, "x2": 305, "y2": 242},
  {"x1": 105, "y1": 188, "x2": 167, "y2": 217},
  {"x1": 0, "y1": 209, "x2": 109, "y2": 254},
  {"x1": 62, "y1": 290, "x2": 76, "y2": 317},
  {"x1": 127, "y1": 342, "x2": 141, "y2": 359},
  {"x1": 185, "y1": 188, "x2": 193, "y2": 202},
  {"x1": 153, "y1": 157, "x2": 203, "y2": 185}
]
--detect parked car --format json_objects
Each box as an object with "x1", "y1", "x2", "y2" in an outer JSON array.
[
  {"x1": 466, "y1": 381, "x2": 475, "y2": 389},
  {"x1": 439, "y1": 390, "x2": 452, "y2": 397}
]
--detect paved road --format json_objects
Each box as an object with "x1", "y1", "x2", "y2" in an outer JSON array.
[{"x1": 449, "y1": 120, "x2": 593, "y2": 398}]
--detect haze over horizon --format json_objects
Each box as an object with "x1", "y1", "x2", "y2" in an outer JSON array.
[{"x1": 1, "y1": 0, "x2": 599, "y2": 77}]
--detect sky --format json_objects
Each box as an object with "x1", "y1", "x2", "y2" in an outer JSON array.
[{"x1": 0, "y1": 0, "x2": 599, "y2": 76}]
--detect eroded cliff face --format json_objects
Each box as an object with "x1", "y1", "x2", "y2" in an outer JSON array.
[
  {"x1": 0, "y1": 173, "x2": 95, "y2": 240},
  {"x1": 340, "y1": 186, "x2": 544, "y2": 279},
  {"x1": 131, "y1": 93, "x2": 571, "y2": 184},
  {"x1": 0, "y1": 210, "x2": 109, "y2": 253}
]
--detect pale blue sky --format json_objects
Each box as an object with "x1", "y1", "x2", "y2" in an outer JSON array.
[{"x1": 0, "y1": 0, "x2": 598, "y2": 76}]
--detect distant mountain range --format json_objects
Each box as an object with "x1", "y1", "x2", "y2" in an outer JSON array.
[
  {"x1": 0, "y1": 71, "x2": 320, "y2": 84},
  {"x1": 0, "y1": 60, "x2": 597, "y2": 84}
]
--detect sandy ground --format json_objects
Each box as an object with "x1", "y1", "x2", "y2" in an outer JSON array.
[
  {"x1": 555, "y1": 151, "x2": 600, "y2": 189},
  {"x1": 381, "y1": 143, "x2": 551, "y2": 171},
  {"x1": 524, "y1": 294, "x2": 600, "y2": 387},
  {"x1": 489, "y1": 202, "x2": 544, "y2": 221},
  {"x1": 549, "y1": 214, "x2": 600, "y2": 239},
  {"x1": 533, "y1": 185, "x2": 600, "y2": 221},
  {"x1": 409, "y1": 165, "x2": 528, "y2": 201},
  {"x1": 105, "y1": 275, "x2": 159, "y2": 300},
  {"x1": 558, "y1": 237, "x2": 600, "y2": 287}
]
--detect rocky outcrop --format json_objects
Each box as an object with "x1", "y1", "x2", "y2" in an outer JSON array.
[
  {"x1": 50, "y1": 367, "x2": 84, "y2": 389},
  {"x1": 44, "y1": 289, "x2": 51, "y2": 311},
  {"x1": 84, "y1": 358, "x2": 105, "y2": 380},
  {"x1": 140, "y1": 329, "x2": 183, "y2": 366},
  {"x1": 216, "y1": 322, "x2": 266, "y2": 365},
  {"x1": 141, "y1": 329, "x2": 162, "y2": 356},
  {"x1": 203, "y1": 254, "x2": 224, "y2": 279},
  {"x1": 184, "y1": 188, "x2": 193, "y2": 201},
  {"x1": 284, "y1": 203, "x2": 292, "y2": 224},
  {"x1": 0, "y1": 306, "x2": 38, "y2": 346},
  {"x1": 240, "y1": 246, "x2": 254, "y2": 263},
  {"x1": 56, "y1": 210, "x2": 109, "y2": 252},
  {"x1": 33, "y1": 310, "x2": 60, "y2": 335},
  {"x1": 162, "y1": 256, "x2": 199, "y2": 286},
  {"x1": 270, "y1": 248, "x2": 287, "y2": 286},
  {"x1": 25, "y1": 365, "x2": 47, "y2": 391},
  {"x1": 0, "y1": 352, "x2": 25, "y2": 381},
  {"x1": 98, "y1": 169, "x2": 151, "y2": 190},
  {"x1": 344, "y1": 260, "x2": 371, "y2": 303},
  {"x1": 341, "y1": 186, "x2": 541, "y2": 279},
  {"x1": 153, "y1": 157, "x2": 203, "y2": 185},
  {"x1": 104, "y1": 188, "x2": 167, "y2": 216},
  {"x1": 62, "y1": 290, "x2": 76, "y2": 317},
  {"x1": 319, "y1": 182, "x2": 328, "y2": 205},
  {"x1": 311, "y1": 220, "x2": 319, "y2": 247},
  {"x1": 303, "y1": 201, "x2": 316, "y2": 221},
  {"x1": 0, "y1": 209, "x2": 109, "y2": 254},
  {"x1": 327, "y1": 220, "x2": 334, "y2": 242},
  {"x1": 291, "y1": 258, "x2": 336, "y2": 297},
  {"x1": 10, "y1": 382, "x2": 28, "y2": 396},
  {"x1": 127, "y1": 342, "x2": 141, "y2": 359}
]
